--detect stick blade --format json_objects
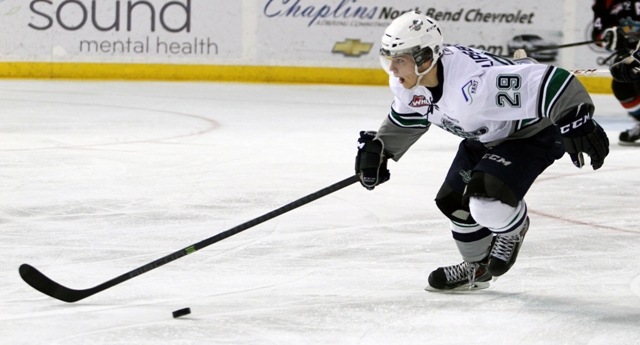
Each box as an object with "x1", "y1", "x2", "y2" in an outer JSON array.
[{"x1": 19, "y1": 264, "x2": 89, "y2": 303}]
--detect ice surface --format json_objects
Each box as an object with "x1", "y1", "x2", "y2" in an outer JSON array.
[{"x1": 0, "y1": 80, "x2": 638, "y2": 345}]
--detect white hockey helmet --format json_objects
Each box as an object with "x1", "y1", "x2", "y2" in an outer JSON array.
[{"x1": 379, "y1": 11, "x2": 443, "y2": 74}]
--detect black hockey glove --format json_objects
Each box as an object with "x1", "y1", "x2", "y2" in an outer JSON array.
[
  {"x1": 557, "y1": 104, "x2": 609, "y2": 170},
  {"x1": 603, "y1": 27, "x2": 626, "y2": 52},
  {"x1": 610, "y1": 58, "x2": 640, "y2": 82},
  {"x1": 610, "y1": 48, "x2": 640, "y2": 82},
  {"x1": 603, "y1": 27, "x2": 640, "y2": 53},
  {"x1": 355, "y1": 131, "x2": 390, "y2": 190}
]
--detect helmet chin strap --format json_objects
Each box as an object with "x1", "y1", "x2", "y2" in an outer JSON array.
[{"x1": 408, "y1": 59, "x2": 437, "y2": 90}]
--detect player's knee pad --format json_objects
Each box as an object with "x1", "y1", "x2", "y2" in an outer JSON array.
[
  {"x1": 469, "y1": 197, "x2": 528, "y2": 234},
  {"x1": 463, "y1": 171, "x2": 521, "y2": 229},
  {"x1": 468, "y1": 197, "x2": 518, "y2": 229},
  {"x1": 435, "y1": 184, "x2": 474, "y2": 224}
]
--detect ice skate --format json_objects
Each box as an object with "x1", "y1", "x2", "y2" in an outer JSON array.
[
  {"x1": 487, "y1": 217, "x2": 530, "y2": 277},
  {"x1": 619, "y1": 123, "x2": 640, "y2": 146},
  {"x1": 425, "y1": 260, "x2": 492, "y2": 292}
]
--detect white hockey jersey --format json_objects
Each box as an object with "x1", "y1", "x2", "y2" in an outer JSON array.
[{"x1": 377, "y1": 45, "x2": 594, "y2": 161}]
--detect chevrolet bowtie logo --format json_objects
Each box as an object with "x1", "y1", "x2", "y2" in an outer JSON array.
[{"x1": 332, "y1": 39, "x2": 373, "y2": 57}]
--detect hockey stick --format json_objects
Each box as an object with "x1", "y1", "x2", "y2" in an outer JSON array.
[
  {"x1": 525, "y1": 39, "x2": 602, "y2": 53},
  {"x1": 569, "y1": 68, "x2": 611, "y2": 76},
  {"x1": 19, "y1": 175, "x2": 360, "y2": 303}
]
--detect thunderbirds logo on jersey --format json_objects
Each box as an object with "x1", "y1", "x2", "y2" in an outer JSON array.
[
  {"x1": 461, "y1": 79, "x2": 479, "y2": 104},
  {"x1": 440, "y1": 117, "x2": 488, "y2": 140}
]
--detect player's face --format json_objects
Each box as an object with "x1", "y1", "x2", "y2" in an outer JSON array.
[{"x1": 387, "y1": 54, "x2": 418, "y2": 89}]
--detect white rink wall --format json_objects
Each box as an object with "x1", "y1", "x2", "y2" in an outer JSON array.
[{"x1": 0, "y1": 0, "x2": 612, "y2": 88}]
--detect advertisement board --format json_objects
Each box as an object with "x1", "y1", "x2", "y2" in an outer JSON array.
[
  {"x1": 255, "y1": 0, "x2": 606, "y2": 70},
  {"x1": 1, "y1": 0, "x2": 242, "y2": 64},
  {"x1": 0, "y1": 0, "x2": 610, "y2": 86}
]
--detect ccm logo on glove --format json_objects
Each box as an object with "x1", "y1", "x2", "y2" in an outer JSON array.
[{"x1": 558, "y1": 113, "x2": 591, "y2": 134}]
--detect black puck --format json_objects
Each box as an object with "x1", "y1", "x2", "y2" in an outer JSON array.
[{"x1": 172, "y1": 307, "x2": 191, "y2": 318}]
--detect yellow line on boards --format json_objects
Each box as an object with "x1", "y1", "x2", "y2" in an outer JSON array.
[
  {"x1": 0, "y1": 61, "x2": 612, "y2": 93},
  {"x1": 0, "y1": 62, "x2": 387, "y2": 85}
]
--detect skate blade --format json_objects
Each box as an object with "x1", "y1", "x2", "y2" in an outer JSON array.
[
  {"x1": 424, "y1": 281, "x2": 490, "y2": 293},
  {"x1": 618, "y1": 140, "x2": 640, "y2": 147}
]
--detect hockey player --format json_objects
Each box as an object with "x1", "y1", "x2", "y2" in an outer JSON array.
[
  {"x1": 592, "y1": 0, "x2": 640, "y2": 144},
  {"x1": 355, "y1": 11, "x2": 610, "y2": 291}
]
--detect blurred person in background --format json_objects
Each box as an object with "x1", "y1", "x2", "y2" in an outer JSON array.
[{"x1": 592, "y1": 0, "x2": 640, "y2": 145}]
